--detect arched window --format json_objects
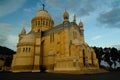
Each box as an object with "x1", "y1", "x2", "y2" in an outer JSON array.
[
  {"x1": 29, "y1": 48, "x2": 30, "y2": 52},
  {"x1": 23, "y1": 48, "x2": 25, "y2": 52},
  {"x1": 36, "y1": 21, "x2": 37, "y2": 26},
  {"x1": 26, "y1": 48, "x2": 28, "y2": 52}
]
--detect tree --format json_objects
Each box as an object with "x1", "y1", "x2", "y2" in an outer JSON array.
[
  {"x1": 103, "y1": 47, "x2": 113, "y2": 68},
  {"x1": 0, "y1": 46, "x2": 15, "y2": 70},
  {"x1": 110, "y1": 47, "x2": 118, "y2": 68},
  {"x1": 93, "y1": 47, "x2": 104, "y2": 68},
  {"x1": 4, "y1": 56, "x2": 13, "y2": 67},
  {"x1": 93, "y1": 46, "x2": 120, "y2": 70}
]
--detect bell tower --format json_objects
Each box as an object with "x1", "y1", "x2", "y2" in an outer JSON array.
[{"x1": 79, "y1": 20, "x2": 84, "y2": 42}]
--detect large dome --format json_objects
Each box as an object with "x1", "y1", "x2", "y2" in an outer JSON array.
[
  {"x1": 20, "y1": 33, "x2": 35, "y2": 43},
  {"x1": 33, "y1": 10, "x2": 52, "y2": 20},
  {"x1": 31, "y1": 10, "x2": 54, "y2": 32}
]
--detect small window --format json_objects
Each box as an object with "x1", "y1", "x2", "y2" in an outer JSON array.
[
  {"x1": 36, "y1": 21, "x2": 37, "y2": 26},
  {"x1": 38, "y1": 20, "x2": 40, "y2": 25},
  {"x1": 23, "y1": 48, "x2": 25, "y2": 52},
  {"x1": 29, "y1": 48, "x2": 30, "y2": 52},
  {"x1": 26, "y1": 48, "x2": 28, "y2": 52}
]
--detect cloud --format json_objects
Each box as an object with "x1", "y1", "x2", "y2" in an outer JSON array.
[
  {"x1": 23, "y1": 0, "x2": 105, "y2": 25},
  {"x1": 111, "y1": 0, "x2": 120, "y2": 8},
  {"x1": 91, "y1": 35, "x2": 102, "y2": 41},
  {"x1": 23, "y1": 0, "x2": 120, "y2": 27},
  {"x1": 21, "y1": 21, "x2": 31, "y2": 28},
  {"x1": 97, "y1": 8, "x2": 120, "y2": 28},
  {"x1": 24, "y1": 8, "x2": 33, "y2": 12},
  {"x1": 0, "y1": 23, "x2": 15, "y2": 33},
  {"x1": 0, "y1": 23, "x2": 17, "y2": 50},
  {"x1": 0, "y1": 23, "x2": 13, "y2": 28},
  {"x1": 0, "y1": 34, "x2": 17, "y2": 51},
  {"x1": 0, "y1": 34, "x2": 7, "y2": 45},
  {"x1": 44, "y1": 0, "x2": 100, "y2": 25},
  {"x1": 23, "y1": 0, "x2": 42, "y2": 13},
  {"x1": 46, "y1": 0, "x2": 98, "y2": 16},
  {"x1": 0, "y1": 23, "x2": 12, "y2": 45},
  {"x1": 97, "y1": 0, "x2": 120, "y2": 28},
  {"x1": 111, "y1": 44, "x2": 120, "y2": 50},
  {"x1": 6, "y1": 35, "x2": 18, "y2": 51},
  {"x1": 21, "y1": 0, "x2": 120, "y2": 28},
  {"x1": 0, "y1": 0, "x2": 26, "y2": 17}
]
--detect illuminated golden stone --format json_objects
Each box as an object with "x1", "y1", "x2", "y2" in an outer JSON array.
[{"x1": 11, "y1": 9, "x2": 99, "y2": 72}]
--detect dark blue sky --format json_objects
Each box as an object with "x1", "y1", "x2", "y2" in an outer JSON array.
[{"x1": 0, "y1": 0, "x2": 120, "y2": 50}]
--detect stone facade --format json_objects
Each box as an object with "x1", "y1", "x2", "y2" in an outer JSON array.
[{"x1": 11, "y1": 9, "x2": 99, "y2": 72}]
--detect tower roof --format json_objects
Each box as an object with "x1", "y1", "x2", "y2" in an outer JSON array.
[
  {"x1": 19, "y1": 28, "x2": 26, "y2": 35},
  {"x1": 79, "y1": 21, "x2": 83, "y2": 27},
  {"x1": 63, "y1": 11, "x2": 69, "y2": 20}
]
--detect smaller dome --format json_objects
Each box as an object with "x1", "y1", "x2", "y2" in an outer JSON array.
[
  {"x1": 20, "y1": 28, "x2": 26, "y2": 35},
  {"x1": 63, "y1": 11, "x2": 69, "y2": 19},
  {"x1": 20, "y1": 33, "x2": 35, "y2": 43},
  {"x1": 79, "y1": 21, "x2": 83, "y2": 27}
]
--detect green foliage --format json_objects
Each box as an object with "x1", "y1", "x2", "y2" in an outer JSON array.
[
  {"x1": 0, "y1": 46, "x2": 16, "y2": 67},
  {"x1": 93, "y1": 46, "x2": 120, "y2": 70},
  {"x1": 0, "y1": 46, "x2": 15, "y2": 55}
]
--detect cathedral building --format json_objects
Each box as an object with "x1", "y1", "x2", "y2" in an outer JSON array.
[{"x1": 11, "y1": 8, "x2": 99, "y2": 72}]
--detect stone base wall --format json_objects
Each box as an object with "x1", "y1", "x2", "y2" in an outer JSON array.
[{"x1": 12, "y1": 65, "x2": 33, "y2": 71}]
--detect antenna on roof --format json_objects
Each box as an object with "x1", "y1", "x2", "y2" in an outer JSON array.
[{"x1": 40, "y1": 0, "x2": 46, "y2": 10}]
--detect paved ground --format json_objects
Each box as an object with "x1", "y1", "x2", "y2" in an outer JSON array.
[{"x1": 0, "y1": 71, "x2": 120, "y2": 80}]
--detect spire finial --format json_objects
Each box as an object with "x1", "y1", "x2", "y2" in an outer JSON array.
[
  {"x1": 40, "y1": 0, "x2": 45, "y2": 10},
  {"x1": 73, "y1": 14, "x2": 76, "y2": 22},
  {"x1": 63, "y1": 10, "x2": 69, "y2": 21},
  {"x1": 79, "y1": 19, "x2": 83, "y2": 27},
  {"x1": 42, "y1": 4, "x2": 45, "y2": 10}
]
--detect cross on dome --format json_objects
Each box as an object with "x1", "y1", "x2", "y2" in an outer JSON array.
[{"x1": 42, "y1": 4, "x2": 45, "y2": 10}]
